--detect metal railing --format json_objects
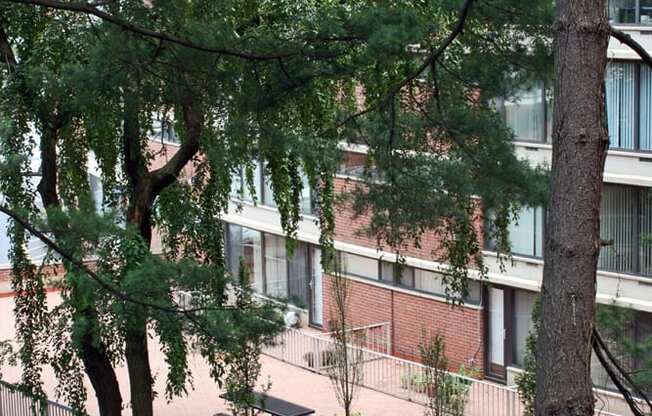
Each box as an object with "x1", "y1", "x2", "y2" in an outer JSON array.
[
  {"x1": 0, "y1": 381, "x2": 77, "y2": 416},
  {"x1": 263, "y1": 326, "x2": 524, "y2": 416},
  {"x1": 315, "y1": 321, "x2": 391, "y2": 355}
]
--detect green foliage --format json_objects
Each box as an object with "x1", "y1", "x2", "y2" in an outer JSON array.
[
  {"x1": 515, "y1": 298, "x2": 540, "y2": 416},
  {"x1": 0, "y1": 0, "x2": 555, "y2": 412}
]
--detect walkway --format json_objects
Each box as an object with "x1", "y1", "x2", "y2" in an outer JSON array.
[{"x1": 0, "y1": 292, "x2": 425, "y2": 416}]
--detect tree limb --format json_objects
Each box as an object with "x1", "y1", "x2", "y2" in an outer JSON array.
[
  {"x1": 592, "y1": 328, "x2": 652, "y2": 416},
  {"x1": 149, "y1": 98, "x2": 202, "y2": 198},
  {"x1": 337, "y1": 0, "x2": 475, "y2": 127},
  {"x1": 0, "y1": 203, "x2": 234, "y2": 314},
  {"x1": 3, "y1": 0, "x2": 297, "y2": 60},
  {"x1": 610, "y1": 28, "x2": 652, "y2": 68}
]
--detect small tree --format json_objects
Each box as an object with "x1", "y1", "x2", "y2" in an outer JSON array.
[
  {"x1": 419, "y1": 331, "x2": 468, "y2": 416},
  {"x1": 327, "y1": 269, "x2": 364, "y2": 416}
]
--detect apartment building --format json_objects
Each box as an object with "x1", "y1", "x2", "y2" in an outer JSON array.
[
  {"x1": 0, "y1": 5, "x2": 650, "y2": 413},
  {"x1": 221, "y1": 4, "x2": 652, "y2": 405}
]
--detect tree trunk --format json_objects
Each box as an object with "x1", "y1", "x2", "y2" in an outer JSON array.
[
  {"x1": 535, "y1": 1, "x2": 610, "y2": 415},
  {"x1": 125, "y1": 191, "x2": 155, "y2": 416},
  {"x1": 81, "y1": 328, "x2": 124, "y2": 416},
  {"x1": 38, "y1": 124, "x2": 123, "y2": 416},
  {"x1": 125, "y1": 325, "x2": 154, "y2": 416}
]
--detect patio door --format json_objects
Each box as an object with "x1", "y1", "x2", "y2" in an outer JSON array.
[
  {"x1": 487, "y1": 287, "x2": 507, "y2": 381},
  {"x1": 310, "y1": 247, "x2": 323, "y2": 326}
]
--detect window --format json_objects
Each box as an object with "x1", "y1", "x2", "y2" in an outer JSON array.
[
  {"x1": 606, "y1": 62, "x2": 636, "y2": 149},
  {"x1": 225, "y1": 223, "x2": 313, "y2": 307},
  {"x1": 231, "y1": 162, "x2": 262, "y2": 203},
  {"x1": 264, "y1": 234, "x2": 288, "y2": 298},
  {"x1": 508, "y1": 206, "x2": 545, "y2": 257},
  {"x1": 487, "y1": 286, "x2": 538, "y2": 370},
  {"x1": 485, "y1": 185, "x2": 652, "y2": 276},
  {"x1": 339, "y1": 252, "x2": 379, "y2": 280},
  {"x1": 503, "y1": 62, "x2": 652, "y2": 151},
  {"x1": 512, "y1": 290, "x2": 537, "y2": 367},
  {"x1": 485, "y1": 206, "x2": 545, "y2": 258},
  {"x1": 592, "y1": 307, "x2": 652, "y2": 393},
  {"x1": 231, "y1": 161, "x2": 315, "y2": 215},
  {"x1": 603, "y1": 62, "x2": 652, "y2": 150},
  {"x1": 151, "y1": 114, "x2": 179, "y2": 144},
  {"x1": 227, "y1": 224, "x2": 264, "y2": 292},
  {"x1": 501, "y1": 84, "x2": 549, "y2": 143},
  {"x1": 337, "y1": 252, "x2": 481, "y2": 303},
  {"x1": 380, "y1": 261, "x2": 414, "y2": 286},
  {"x1": 609, "y1": 0, "x2": 652, "y2": 24},
  {"x1": 599, "y1": 184, "x2": 652, "y2": 276}
]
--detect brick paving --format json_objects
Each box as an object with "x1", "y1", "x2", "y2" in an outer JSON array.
[{"x1": 0, "y1": 292, "x2": 426, "y2": 416}]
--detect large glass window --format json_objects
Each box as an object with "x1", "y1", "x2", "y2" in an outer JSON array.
[
  {"x1": 380, "y1": 261, "x2": 414, "y2": 286},
  {"x1": 512, "y1": 290, "x2": 537, "y2": 367},
  {"x1": 264, "y1": 234, "x2": 288, "y2": 298},
  {"x1": 338, "y1": 252, "x2": 481, "y2": 304},
  {"x1": 231, "y1": 161, "x2": 314, "y2": 215},
  {"x1": 225, "y1": 223, "x2": 312, "y2": 307},
  {"x1": 609, "y1": 0, "x2": 652, "y2": 24},
  {"x1": 599, "y1": 185, "x2": 636, "y2": 273},
  {"x1": 504, "y1": 62, "x2": 650, "y2": 151},
  {"x1": 339, "y1": 252, "x2": 379, "y2": 280},
  {"x1": 503, "y1": 85, "x2": 547, "y2": 143},
  {"x1": 508, "y1": 206, "x2": 544, "y2": 257},
  {"x1": 592, "y1": 307, "x2": 652, "y2": 394},
  {"x1": 640, "y1": 64, "x2": 652, "y2": 150},
  {"x1": 606, "y1": 62, "x2": 636, "y2": 149},
  {"x1": 227, "y1": 224, "x2": 264, "y2": 292}
]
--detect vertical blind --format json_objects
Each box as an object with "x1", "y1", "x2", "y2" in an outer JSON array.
[
  {"x1": 606, "y1": 62, "x2": 636, "y2": 150},
  {"x1": 641, "y1": 64, "x2": 652, "y2": 150},
  {"x1": 599, "y1": 185, "x2": 636, "y2": 273},
  {"x1": 504, "y1": 86, "x2": 546, "y2": 142}
]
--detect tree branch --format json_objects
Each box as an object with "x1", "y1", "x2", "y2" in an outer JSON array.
[
  {"x1": 337, "y1": 0, "x2": 475, "y2": 128},
  {"x1": 592, "y1": 328, "x2": 652, "y2": 416},
  {"x1": 4, "y1": 0, "x2": 297, "y2": 60},
  {"x1": 0, "y1": 203, "x2": 235, "y2": 314},
  {"x1": 610, "y1": 28, "x2": 652, "y2": 68},
  {"x1": 148, "y1": 99, "x2": 202, "y2": 198}
]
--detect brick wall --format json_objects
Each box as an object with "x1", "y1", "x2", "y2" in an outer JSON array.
[
  {"x1": 323, "y1": 274, "x2": 485, "y2": 373},
  {"x1": 333, "y1": 175, "x2": 485, "y2": 263}
]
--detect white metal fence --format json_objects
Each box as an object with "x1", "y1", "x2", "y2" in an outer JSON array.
[
  {"x1": 263, "y1": 326, "x2": 524, "y2": 416},
  {"x1": 0, "y1": 381, "x2": 78, "y2": 416}
]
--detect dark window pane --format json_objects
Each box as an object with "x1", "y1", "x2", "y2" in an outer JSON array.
[
  {"x1": 609, "y1": 0, "x2": 637, "y2": 23},
  {"x1": 641, "y1": 0, "x2": 652, "y2": 24}
]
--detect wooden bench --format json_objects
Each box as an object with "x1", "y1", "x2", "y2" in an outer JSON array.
[{"x1": 219, "y1": 392, "x2": 315, "y2": 416}]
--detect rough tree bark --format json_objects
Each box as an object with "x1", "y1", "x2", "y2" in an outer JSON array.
[
  {"x1": 535, "y1": 1, "x2": 611, "y2": 415},
  {"x1": 121, "y1": 90, "x2": 202, "y2": 416}
]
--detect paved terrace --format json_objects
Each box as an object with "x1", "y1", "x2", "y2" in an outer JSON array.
[{"x1": 0, "y1": 292, "x2": 425, "y2": 416}]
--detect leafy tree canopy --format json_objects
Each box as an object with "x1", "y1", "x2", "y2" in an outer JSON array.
[{"x1": 0, "y1": 0, "x2": 552, "y2": 412}]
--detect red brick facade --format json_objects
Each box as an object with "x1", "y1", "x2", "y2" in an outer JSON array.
[
  {"x1": 333, "y1": 176, "x2": 486, "y2": 263},
  {"x1": 322, "y1": 274, "x2": 485, "y2": 374}
]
